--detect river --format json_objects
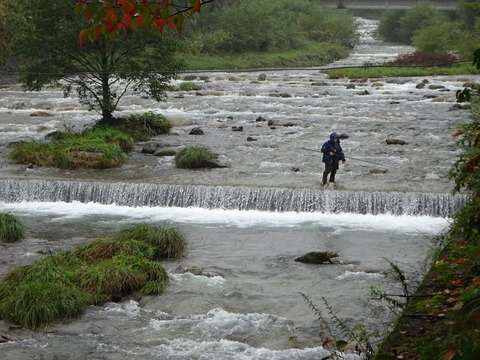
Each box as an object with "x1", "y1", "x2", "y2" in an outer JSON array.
[{"x1": 0, "y1": 18, "x2": 476, "y2": 360}]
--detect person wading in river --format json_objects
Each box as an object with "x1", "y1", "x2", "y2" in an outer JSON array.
[{"x1": 321, "y1": 132, "x2": 346, "y2": 186}]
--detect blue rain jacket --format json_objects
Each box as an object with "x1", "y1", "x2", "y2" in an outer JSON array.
[{"x1": 321, "y1": 132, "x2": 345, "y2": 165}]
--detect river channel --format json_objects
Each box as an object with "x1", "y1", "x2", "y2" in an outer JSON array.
[{"x1": 0, "y1": 18, "x2": 476, "y2": 360}]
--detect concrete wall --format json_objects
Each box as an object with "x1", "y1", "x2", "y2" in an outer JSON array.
[{"x1": 319, "y1": 0, "x2": 457, "y2": 10}]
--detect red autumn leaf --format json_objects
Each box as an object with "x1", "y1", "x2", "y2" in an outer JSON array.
[
  {"x1": 118, "y1": 0, "x2": 129, "y2": 5},
  {"x1": 85, "y1": 7, "x2": 93, "y2": 20},
  {"x1": 94, "y1": 26, "x2": 102, "y2": 39},
  {"x1": 137, "y1": 14, "x2": 145, "y2": 28},
  {"x1": 123, "y1": 13, "x2": 133, "y2": 27},
  {"x1": 454, "y1": 258, "x2": 466, "y2": 264},
  {"x1": 117, "y1": 22, "x2": 124, "y2": 30},
  {"x1": 443, "y1": 351, "x2": 456, "y2": 360},
  {"x1": 452, "y1": 279, "x2": 462, "y2": 285},
  {"x1": 123, "y1": 2, "x2": 134, "y2": 15},
  {"x1": 78, "y1": 29, "x2": 87, "y2": 46},
  {"x1": 452, "y1": 131, "x2": 464, "y2": 137},
  {"x1": 142, "y1": 0, "x2": 148, "y2": 6},
  {"x1": 194, "y1": 0, "x2": 201, "y2": 12},
  {"x1": 105, "y1": 5, "x2": 117, "y2": 32},
  {"x1": 167, "y1": 18, "x2": 175, "y2": 29}
]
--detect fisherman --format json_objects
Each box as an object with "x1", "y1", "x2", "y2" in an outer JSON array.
[{"x1": 321, "y1": 132, "x2": 346, "y2": 186}]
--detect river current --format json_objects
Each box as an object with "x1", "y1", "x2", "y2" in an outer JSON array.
[{"x1": 0, "y1": 18, "x2": 476, "y2": 359}]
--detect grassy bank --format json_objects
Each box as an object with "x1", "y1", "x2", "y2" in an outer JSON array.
[
  {"x1": 183, "y1": 43, "x2": 349, "y2": 71},
  {"x1": 324, "y1": 63, "x2": 479, "y2": 79}
]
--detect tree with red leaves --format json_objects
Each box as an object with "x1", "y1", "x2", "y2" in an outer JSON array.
[{"x1": 75, "y1": 0, "x2": 215, "y2": 45}]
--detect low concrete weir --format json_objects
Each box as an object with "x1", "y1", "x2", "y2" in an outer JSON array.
[{"x1": 0, "y1": 179, "x2": 467, "y2": 217}]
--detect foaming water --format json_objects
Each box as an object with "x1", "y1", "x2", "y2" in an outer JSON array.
[
  {"x1": 0, "y1": 200, "x2": 442, "y2": 359},
  {"x1": 1, "y1": 200, "x2": 449, "y2": 233}
]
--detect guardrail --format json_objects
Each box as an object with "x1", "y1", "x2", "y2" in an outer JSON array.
[{"x1": 319, "y1": 0, "x2": 457, "y2": 11}]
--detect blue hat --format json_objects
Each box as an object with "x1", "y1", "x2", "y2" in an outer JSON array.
[{"x1": 330, "y1": 132, "x2": 340, "y2": 140}]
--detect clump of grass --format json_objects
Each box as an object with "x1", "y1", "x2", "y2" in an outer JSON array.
[
  {"x1": 174, "y1": 145, "x2": 214, "y2": 169},
  {"x1": 0, "y1": 281, "x2": 90, "y2": 329},
  {"x1": 0, "y1": 222, "x2": 177, "y2": 328},
  {"x1": 0, "y1": 213, "x2": 26, "y2": 243},
  {"x1": 10, "y1": 128, "x2": 127, "y2": 169},
  {"x1": 115, "y1": 223, "x2": 187, "y2": 259},
  {"x1": 79, "y1": 257, "x2": 147, "y2": 302},
  {"x1": 121, "y1": 111, "x2": 172, "y2": 140},
  {"x1": 74, "y1": 238, "x2": 155, "y2": 264}
]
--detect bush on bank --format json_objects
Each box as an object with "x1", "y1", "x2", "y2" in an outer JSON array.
[
  {"x1": 0, "y1": 223, "x2": 185, "y2": 329},
  {"x1": 9, "y1": 112, "x2": 171, "y2": 170}
]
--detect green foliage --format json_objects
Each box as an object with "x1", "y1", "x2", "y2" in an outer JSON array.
[
  {"x1": 115, "y1": 223, "x2": 187, "y2": 259},
  {"x1": 0, "y1": 213, "x2": 26, "y2": 243},
  {"x1": 449, "y1": 100, "x2": 480, "y2": 241},
  {"x1": 301, "y1": 293, "x2": 376, "y2": 358},
  {"x1": 378, "y1": 0, "x2": 448, "y2": 44},
  {"x1": 412, "y1": 22, "x2": 461, "y2": 54},
  {"x1": 13, "y1": 0, "x2": 183, "y2": 121},
  {"x1": 183, "y1": 0, "x2": 357, "y2": 55},
  {"x1": 377, "y1": 10, "x2": 406, "y2": 43},
  {"x1": 174, "y1": 145, "x2": 214, "y2": 169}
]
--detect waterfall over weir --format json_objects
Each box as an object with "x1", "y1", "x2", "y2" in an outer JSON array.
[{"x1": 0, "y1": 179, "x2": 467, "y2": 217}]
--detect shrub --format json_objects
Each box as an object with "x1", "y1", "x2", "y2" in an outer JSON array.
[
  {"x1": 0, "y1": 213, "x2": 26, "y2": 243},
  {"x1": 412, "y1": 22, "x2": 462, "y2": 54},
  {"x1": 174, "y1": 145, "x2": 214, "y2": 169},
  {"x1": 116, "y1": 223, "x2": 187, "y2": 259},
  {"x1": 389, "y1": 52, "x2": 458, "y2": 67}
]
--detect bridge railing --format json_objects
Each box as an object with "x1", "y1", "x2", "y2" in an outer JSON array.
[{"x1": 319, "y1": 0, "x2": 457, "y2": 11}]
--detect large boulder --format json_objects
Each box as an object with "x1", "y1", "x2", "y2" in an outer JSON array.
[
  {"x1": 295, "y1": 251, "x2": 339, "y2": 264},
  {"x1": 166, "y1": 115, "x2": 193, "y2": 127}
]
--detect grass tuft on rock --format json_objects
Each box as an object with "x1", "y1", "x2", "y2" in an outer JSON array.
[
  {"x1": 0, "y1": 213, "x2": 26, "y2": 243},
  {"x1": 174, "y1": 145, "x2": 214, "y2": 169}
]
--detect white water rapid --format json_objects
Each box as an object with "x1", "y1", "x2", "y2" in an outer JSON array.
[{"x1": 0, "y1": 18, "x2": 475, "y2": 360}]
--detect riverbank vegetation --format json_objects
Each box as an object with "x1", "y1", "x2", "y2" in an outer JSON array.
[
  {"x1": 9, "y1": 112, "x2": 171, "y2": 169},
  {"x1": 378, "y1": 0, "x2": 480, "y2": 59},
  {"x1": 178, "y1": 0, "x2": 357, "y2": 70},
  {"x1": 373, "y1": 96, "x2": 480, "y2": 359},
  {"x1": 0, "y1": 223, "x2": 186, "y2": 329}
]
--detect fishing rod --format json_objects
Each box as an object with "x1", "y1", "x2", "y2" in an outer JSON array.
[{"x1": 301, "y1": 147, "x2": 402, "y2": 170}]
